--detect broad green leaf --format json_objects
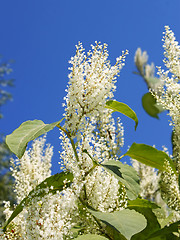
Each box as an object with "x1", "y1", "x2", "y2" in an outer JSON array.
[
  {"x1": 83, "y1": 149, "x2": 140, "y2": 199},
  {"x1": 116, "y1": 161, "x2": 139, "y2": 182},
  {"x1": 128, "y1": 207, "x2": 161, "y2": 240},
  {"x1": 128, "y1": 199, "x2": 160, "y2": 209},
  {"x1": 142, "y1": 93, "x2": 160, "y2": 119},
  {"x1": 106, "y1": 100, "x2": 138, "y2": 130},
  {"x1": 148, "y1": 221, "x2": 180, "y2": 240},
  {"x1": 125, "y1": 143, "x2": 176, "y2": 173},
  {"x1": 83, "y1": 150, "x2": 140, "y2": 199},
  {"x1": 142, "y1": 92, "x2": 164, "y2": 119},
  {"x1": 75, "y1": 234, "x2": 109, "y2": 240},
  {"x1": 3, "y1": 171, "x2": 73, "y2": 231},
  {"x1": 6, "y1": 118, "x2": 64, "y2": 158},
  {"x1": 102, "y1": 160, "x2": 140, "y2": 200},
  {"x1": 88, "y1": 208, "x2": 146, "y2": 240}
]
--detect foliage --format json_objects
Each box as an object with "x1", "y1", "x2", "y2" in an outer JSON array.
[
  {"x1": 105, "y1": 100, "x2": 138, "y2": 130},
  {"x1": 6, "y1": 119, "x2": 64, "y2": 159},
  {"x1": 125, "y1": 143, "x2": 176, "y2": 172},
  {"x1": 3, "y1": 171, "x2": 73, "y2": 231},
  {"x1": 1, "y1": 27, "x2": 180, "y2": 239}
]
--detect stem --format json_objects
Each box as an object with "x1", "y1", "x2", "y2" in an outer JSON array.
[
  {"x1": 132, "y1": 71, "x2": 141, "y2": 76},
  {"x1": 83, "y1": 184, "x2": 87, "y2": 202},
  {"x1": 82, "y1": 149, "x2": 100, "y2": 167},
  {"x1": 78, "y1": 197, "x2": 112, "y2": 240},
  {"x1": 91, "y1": 215, "x2": 113, "y2": 240},
  {"x1": 57, "y1": 124, "x2": 80, "y2": 165},
  {"x1": 119, "y1": 154, "x2": 125, "y2": 160},
  {"x1": 57, "y1": 127, "x2": 113, "y2": 238},
  {"x1": 84, "y1": 162, "x2": 98, "y2": 177}
]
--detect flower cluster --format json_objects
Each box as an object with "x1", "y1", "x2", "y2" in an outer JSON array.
[
  {"x1": 1, "y1": 137, "x2": 78, "y2": 239},
  {"x1": 2, "y1": 43, "x2": 129, "y2": 239},
  {"x1": 10, "y1": 135, "x2": 52, "y2": 203},
  {"x1": 154, "y1": 27, "x2": 180, "y2": 119},
  {"x1": 60, "y1": 42, "x2": 128, "y2": 213},
  {"x1": 63, "y1": 42, "x2": 127, "y2": 138},
  {"x1": 134, "y1": 48, "x2": 162, "y2": 91},
  {"x1": 2, "y1": 28, "x2": 180, "y2": 239},
  {"x1": 160, "y1": 159, "x2": 180, "y2": 211},
  {"x1": 144, "y1": 26, "x2": 180, "y2": 220},
  {"x1": 162, "y1": 26, "x2": 180, "y2": 80},
  {"x1": 132, "y1": 27, "x2": 180, "y2": 224},
  {"x1": 153, "y1": 27, "x2": 180, "y2": 172},
  {"x1": 132, "y1": 159, "x2": 160, "y2": 201}
]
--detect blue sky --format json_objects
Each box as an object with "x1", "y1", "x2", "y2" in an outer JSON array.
[{"x1": 0, "y1": 0, "x2": 180, "y2": 173}]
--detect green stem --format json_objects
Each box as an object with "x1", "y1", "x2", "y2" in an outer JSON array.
[
  {"x1": 119, "y1": 154, "x2": 125, "y2": 160},
  {"x1": 57, "y1": 124, "x2": 80, "y2": 165},
  {"x1": 57, "y1": 126, "x2": 113, "y2": 238},
  {"x1": 91, "y1": 215, "x2": 113, "y2": 240},
  {"x1": 132, "y1": 71, "x2": 141, "y2": 76},
  {"x1": 78, "y1": 197, "x2": 112, "y2": 240},
  {"x1": 82, "y1": 149, "x2": 100, "y2": 167},
  {"x1": 85, "y1": 162, "x2": 98, "y2": 177}
]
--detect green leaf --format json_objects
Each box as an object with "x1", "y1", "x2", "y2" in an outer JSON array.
[
  {"x1": 127, "y1": 199, "x2": 162, "y2": 239},
  {"x1": 128, "y1": 199, "x2": 160, "y2": 209},
  {"x1": 106, "y1": 100, "x2": 138, "y2": 130},
  {"x1": 101, "y1": 160, "x2": 140, "y2": 200},
  {"x1": 128, "y1": 207, "x2": 161, "y2": 240},
  {"x1": 142, "y1": 93, "x2": 164, "y2": 119},
  {"x1": 125, "y1": 143, "x2": 176, "y2": 173},
  {"x1": 83, "y1": 150, "x2": 140, "y2": 199},
  {"x1": 148, "y1": 221, "x2": 180, "y2": 240},
  {"x1": 6, "y1": 118, "x2": 64, "y2": 158},
  {"x1": 3, "y1": 171, "x2": 73, "y2": 231},
  {"x1": 105, "y1": 225, "x2": 127, "y2": 240},
  {"x1": 75, "y1": 234, "x2": 109, "y2": 240},
  {"x1": 88, "y1": 208, "x2": 147, "y2": 240}
]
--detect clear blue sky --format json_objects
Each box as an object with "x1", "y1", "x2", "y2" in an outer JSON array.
[{"x1": 0, "y1": 0, "x2": 180, "y2": 173}]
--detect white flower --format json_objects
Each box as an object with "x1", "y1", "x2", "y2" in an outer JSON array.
[
  {"x1": 161, "y1": 159, "x2": 180, "y2": 212},
  {"x1": 134, "y1": 48, "x2": 148, "y2": 75},
  {"x1": 153, "y1": 26, "x2": 180, "y2": 172},
  {"x1": 60, "y1": 42, "x2": 128, "y2": 212},
  {"x1": 132, "y1": 159, "x2": 160, "y2": 201},
  {"x1": 3, "y1": 42, "x2": 128, "y2": 239},
  {"x1": 162, "y1": 26, "x2": 180, "y2": 79},
  {"x1": 63, "y1": 41, "x2": 128, "y2": 137},
  {"x1": 11, "y1": 135, "x2": 53, "y2": 203}
]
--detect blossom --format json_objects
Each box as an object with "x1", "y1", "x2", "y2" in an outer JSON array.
[
  {"x1": 132, "y1": 159, "x2": 160, "y2": 201},
  {"x1": 152, "y1": 26, "x2": 180, "y2": 173},
  {"x1": 147, "y1": 27, "x2": 180, "y2": 222},
  {"x1": 160, "y1": 159, "x2": 180, "y2": 211},
  {"x1": 63, "y1": 41, "x2": 128, "y2": 138},
  {"x1": 60, "y1": 42, "x2": 128, "y2": 212},
  {"x1": 134, "y1": 47, "x2": 162, "y2": 91},
  {"x1": 162, "y1": 26, "x2": 180, "y2": 79},
  {"x1": 2, "y1": 136, "x2": 78, "y2": 239},
  {"x1": 2, "y1": 42, "x2": 129, "y2": 239},
  {"x1": 134, "y1": 48, "x2": 149, "y2": 76},
  {"x1": 10, "y1": 135, "x2": 53, "y2": 203}
]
